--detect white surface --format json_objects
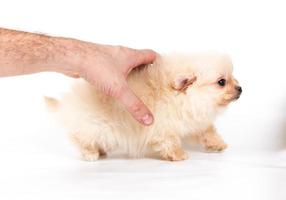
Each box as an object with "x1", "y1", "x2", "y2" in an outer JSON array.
[{"x1": 0, "y1": 0, "x2": 286, "y2": 199}]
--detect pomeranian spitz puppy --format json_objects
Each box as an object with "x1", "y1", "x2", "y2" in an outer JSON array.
[{"x1": 45, "y1": 52, "x2": 242, "y2": 161}]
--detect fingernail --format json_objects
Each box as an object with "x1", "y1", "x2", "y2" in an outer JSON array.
[{"x1": 141, "y1": 114, "x2": 153, "y2": 125}]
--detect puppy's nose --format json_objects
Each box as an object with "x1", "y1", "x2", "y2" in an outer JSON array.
[{"x1": 235, "y1": 86, "x2": 242, "y2": 94}]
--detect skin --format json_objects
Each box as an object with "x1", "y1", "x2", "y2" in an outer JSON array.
[{"x1": 0, "y1": 28, "x2": 156, "y2": 125}]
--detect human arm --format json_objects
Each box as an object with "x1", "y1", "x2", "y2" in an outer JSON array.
[{"x1": 0, "y1": 28, "x2": 156, "y2": 125}]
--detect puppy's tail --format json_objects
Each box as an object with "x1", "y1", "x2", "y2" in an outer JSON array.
[{"x1": 44, "y1": 96, "x2": 60, "y2": 112}]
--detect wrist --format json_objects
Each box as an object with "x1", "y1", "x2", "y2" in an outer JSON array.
[
  {"x1": 47, "y1": 37, "x2": 83, "y2": 75},
  {"x1": 50, "y1": 37, "x2": 104, "y2": 76}
]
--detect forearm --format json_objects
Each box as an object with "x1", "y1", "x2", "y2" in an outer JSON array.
[{"x1": 0, "y1": 28, "x2": 83, "y2": 77}]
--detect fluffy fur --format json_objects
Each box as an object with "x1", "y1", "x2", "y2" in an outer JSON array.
[{"x1": 45, "y1": 52, "x2": 241, "y2": 161}]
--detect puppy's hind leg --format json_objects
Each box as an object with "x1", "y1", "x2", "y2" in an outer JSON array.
[
  {"x1": 70, "y1": 133, "x2": 106, "y2": 161},
  {"x1": 149, "y1": 134, "x2": 188, "y2": 161},
  {"x1": 198, "y1": 125, "x2": 227, "y2": 152}
]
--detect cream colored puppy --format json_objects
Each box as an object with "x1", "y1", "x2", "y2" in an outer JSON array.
[{"x1": 46, "y1": 52, "x2": 242, "y2": 161}]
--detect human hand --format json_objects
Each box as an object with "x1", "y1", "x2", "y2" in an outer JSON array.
[{"x1": 62, "y1": 41, "x2": 156, "y2": 126}]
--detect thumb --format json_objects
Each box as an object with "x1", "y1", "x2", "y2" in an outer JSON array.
[{"x1": 117, "y1": 86, "x2": 154, "y2": 126}]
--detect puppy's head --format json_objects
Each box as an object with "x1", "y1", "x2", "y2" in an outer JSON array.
[{"x1": 168, "y1": 52, "x2": 241, "y2": 108}]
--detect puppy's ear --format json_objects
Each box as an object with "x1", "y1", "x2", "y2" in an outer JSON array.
[{"x1": 172, "y1": 75, "x2": 197, "y2": 92}]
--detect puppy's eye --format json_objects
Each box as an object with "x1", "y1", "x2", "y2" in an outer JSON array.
[{"x1": 217, "y1": 79, "x2": 226, "y2": 87}]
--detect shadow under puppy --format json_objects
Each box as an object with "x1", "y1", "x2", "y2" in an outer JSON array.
[{"x1": 45, "y1": 52, "x2": 242, "y2": 161}]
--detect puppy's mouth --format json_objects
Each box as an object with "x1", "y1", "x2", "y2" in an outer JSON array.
[
  {"x1": 232, "y1": 93, "x2": 241, "y2": 100},
  {"x1": 229, "y1": 92, "x2": 242, "y2": 102},
  {"x1": 218, "y1": 88, "x2": 242, "y2": 106},
  {"x1": 228, "y1": 86, "x2": 242, "y2": 101}
]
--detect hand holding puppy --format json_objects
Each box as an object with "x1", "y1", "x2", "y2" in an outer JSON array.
[
  {"x1": 0, "y1": 28, "x2": 156, "y2": 125},
  {"x1": 72, "y1": 44, "x2": 156, "y2": 126}
]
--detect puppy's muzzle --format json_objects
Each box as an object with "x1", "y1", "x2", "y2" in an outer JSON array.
[{"x1": 234, "y1": 86, "x2": 242, "y2": 99}]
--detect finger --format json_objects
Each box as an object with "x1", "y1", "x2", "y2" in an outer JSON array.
[
  {"x1": 131, "y1": 49, "x2": 157, "y2": 69},
  {"x1": 117, "y1": 86, "x2": 154, "y2": 126}
]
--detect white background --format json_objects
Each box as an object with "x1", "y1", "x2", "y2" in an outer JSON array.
[{"x1": 0, "y1": 0, "x2": 285, "y2": 200}]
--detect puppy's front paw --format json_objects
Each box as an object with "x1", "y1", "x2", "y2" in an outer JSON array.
[
  {"x1": 82, "y1": 152, "x2": 99, "y2": 162},
  {"x1": 198, "y1": 127, "x2": 228, "y2": 153},
  {"x1": 163, "y1": 148, "x2": 188, "y2": 161},
  {"x1": 203, "y1": 137, "x2": 228, "y2": 152}
]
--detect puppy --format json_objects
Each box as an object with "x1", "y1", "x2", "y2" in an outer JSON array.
[{"x1": 45, "y1": 52, "x2": 242, "y2": 161}]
